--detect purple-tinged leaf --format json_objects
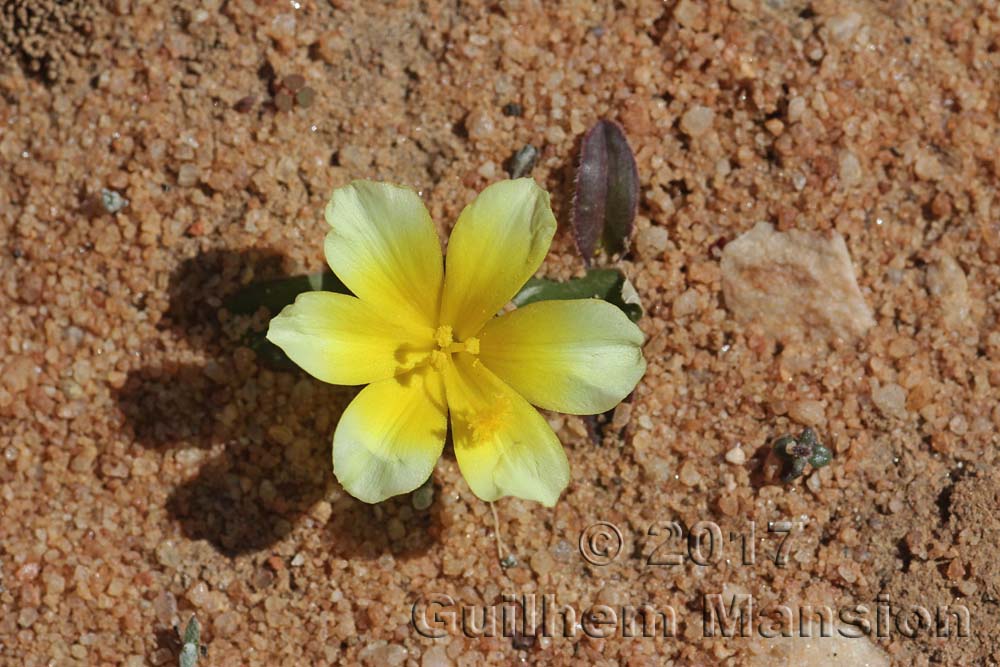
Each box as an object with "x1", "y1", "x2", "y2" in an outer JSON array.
[{"x1": 572, "y1": 120, "x2": 639, "y2": 264}]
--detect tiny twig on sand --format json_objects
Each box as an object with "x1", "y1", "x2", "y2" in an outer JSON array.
[{"x1": 490, "y1": 502, "x2": 505, "y2": 562}]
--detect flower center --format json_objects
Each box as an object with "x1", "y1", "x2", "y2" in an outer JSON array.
[
  {"x1": 431, "y1": 325, "x2": 505, "y2": 441},
  {"x1": 433, "y1": 325, "x2": 480, "y2": 355}
]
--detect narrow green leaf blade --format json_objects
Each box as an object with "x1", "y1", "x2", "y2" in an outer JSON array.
[
  {"x1": 182, "y1": 616, "x2": 201, "y2": 646},
  {"x1": 179, "y1": 644, "x2": 199, "y2": 667},
  {"x1": 512, "y1": 268, "x2": 643, "y2": 322}
]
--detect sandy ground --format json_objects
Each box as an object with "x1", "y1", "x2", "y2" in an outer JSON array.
[{"x1": 2, "y1": 0, "x2": 999, "y2": 665}]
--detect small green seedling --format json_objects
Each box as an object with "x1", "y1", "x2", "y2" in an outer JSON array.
[
  {"x1": 773, "y1": 427, "x2": 832, "y2": 483},
  {"x1": 177, "y1": 616, "x2": 206, "y2": 667}
]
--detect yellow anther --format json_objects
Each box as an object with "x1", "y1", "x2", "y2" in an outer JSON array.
[
  {"x1": 468, "y1": 394, "x2": 512, "y2": 444},
  {"x1": 434, "y1": 325, "x2": 454, "y2": 349},
  {"x1": 463, "y1": 337, "x2": 480, "y2": 355},
  {"x1": 435, "y1": 325, "x2": 479, "y2": 356},
  {"x1": 429, "y1": 350, "x2": 449, "y2": 371}
]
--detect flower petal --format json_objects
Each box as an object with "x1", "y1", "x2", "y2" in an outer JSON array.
[
  {"x1": 443, "y1": 354, "x2": 570, "y2": 506},
  {"x1": 267, "y1": 291, "x2": 434, "y2": 385},
  {"x1": 324, "y1": 181, "x2": 443, "y2": 328},
  {"x1": 439, "y1": 179, "x2": 556, "y2": 339},
  {"x1": 478, "y1": 299, "x2": 646, "y2": 415},
  {"x1": 333, "y1": 368, "x2": 447, "y2": 503}
]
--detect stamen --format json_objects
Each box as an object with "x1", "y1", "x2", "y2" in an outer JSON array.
[
  {"x1": 434, "y1": 325, "x2": 454, "y2": 349},
  {"x1": 429, "y1": 350, "x2": 449, "y2": 371},
  {"x1": 463, "y1": 336, "x2": 480, "y2": 355},
  {"x1": 435, "y1": 325, "x2": 480, "y2": 356},
  {"x1": 468, "y1": 394, "x2": 511, "y2": 444}
]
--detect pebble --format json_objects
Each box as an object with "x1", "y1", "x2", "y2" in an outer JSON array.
[
  {"x1": 155, "y1": 541, "x2": 181, "y2": 569},
  {"x1": 412, "y1": 481, "x2": 434, "y2": 511},
  {"x1": 720, "y1": 222, "x2": 875, "y2": 342},
  {"x1": 131, "y1": 457, "x2": 159, "y2": 476},
  {"x1": 957, "y1": 580, "x2": 978, "y2": 596},
  {"x1": 501, "y1": 102, "x2": 522, "y2": 117},
  {"x1": 339, "y1": 144, "x2": 373, "y2": 170},
  {"x1": 43, "y1": 571, "x2": 66, "y2": 596},
  {"x1": 507, "y1": 144, "x2": 539, "y2": 178},
  {"x1": 544, "y1": 124, "x2": 566, "y2": 144},
  {"x1": 914, "y1": 153, "x2": 943, "y2": 180},
  {"x1": 175, "y1": 449, "x2": 204, "y2": 468},
  {"x1": 422, "y1": 645, "x2": 453, "y2": 667},
  {"x1": 360, "y1": 641, "x2": 407, "y2": 666},
  {"x1": 551, "y1": 539, "x2": 574, "y2": 562},
  {"x1": 806, "y1": 471, "x2": 823, "y2": 493},
  {"x1": 16, "y1": 562, "x2": 40, "y2": 581},
  {"x1": 213, "y1": 610, "x2": 240, "y2": 637},
  {"x1": 529, "y1": 549, "x2": 554, "y2": 577},
  {"x1": 826, "y1": 12, "x2": 863, "y2": 42},
  {"x1": 871, "y1": 383, "x2": 908, "y2": 418},
  {"x1": 153, "y1": 590, "x2": 177, "y2": 626},
  {"x1": 234, "y1": 95, "x2": 256, "y2": 113},
  {"x1": 674, "y1": 0, "x2": 705, "y2": 30},
  {"x1": 187, "y1": 581, "x2": 209, "y2": 607},
  {"x1": 787, "y1": 96, "x2": 807, "y2": 123},
  {"x1": 69, "y1": 448, "x2": 96, "y2": 472},
  {"x1": 789, "y1": 400, "x2": 826, "y2": 427},
  {"x1": 679, "y1": 461, "x2": 701, "y2": 486},
  {"x1": 464, "y1": 109, "x2": 496, "y2": 140},
  {"x1": 636, "y1": 225, "x2": 669, "y2": 258},
  {"x1": 18, "y1": 608, "x2": 39, "y2": 628},
  {"x1": 2, "y1": 356, "x2": 35, "y2": 394},
  {"x1": 672, "y1": 288, "x2": 699, "y2": 318},
  {"x1": 926, "y1": 253, "x2": 971, "y2": 326},
  {"x1": 387, "y1": 518, "x2": 405, "y2": 541},
  {"x1": 724, "y1": 446, "x2": 746, "y2": 465},
  {"x1": 177, "y1": 163, "x2": 199, "y2": 187},
  {"x1": 838, "y1": 150, "x2": 862, "y2": 187},
  {"x1": 680, "y1": 105, "x2": 714, "y2": 137}
]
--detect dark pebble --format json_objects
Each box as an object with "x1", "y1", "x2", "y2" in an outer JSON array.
[
  {"x1": 234, "y1": 95, "x2": 256, "y2": 113},
  {"x1": 501, "y1": 102, "x2": 523, "y2": 117}
]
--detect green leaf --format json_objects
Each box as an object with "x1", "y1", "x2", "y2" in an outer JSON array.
[
  {"x1": 781, "y1": 457, "x2": 807, "y2": 483},
  {"x1": 224, "y1": 271, "x2": 348, "y2": 316},
  {"x1": 179, "y1": 616, "x2": 201, "y2": 667},
  {"x1": 224, "y1": 271, "x2": 349, "y2": 370},
  {"x1": 179, "y1": 644, "x2": 199, "y2": 667},
  {"x1": 182, "y1": 616, "x2": 201, "y2": 647},
  {"x1": 808, "y1": 445, "x2": 833, "y2": 469},
  {"x1": 572, "y1": 120, "x2": 640, "y2": 263},
  {"x1": 512, "y1": 268, "x2": 643, "y2": 322}
]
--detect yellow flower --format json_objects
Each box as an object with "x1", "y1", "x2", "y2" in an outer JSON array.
[{"x1": 267, "y1": 179, "x2": 646, "y2": 506}]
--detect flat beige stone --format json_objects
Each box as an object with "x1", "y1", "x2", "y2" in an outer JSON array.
[{"x1": 721, "y1": 222, "x2": 875, "y2": 343}]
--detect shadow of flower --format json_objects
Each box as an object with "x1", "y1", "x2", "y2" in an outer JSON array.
[{"x1": 115, "y1": 248, "x2": 440, "y2": 559}]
